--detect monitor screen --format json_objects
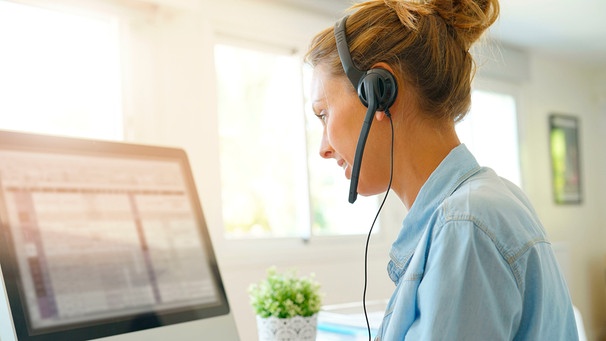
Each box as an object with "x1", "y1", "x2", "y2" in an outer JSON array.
[{"x1": 0, "y1": 131, "x2": 233, "y2": 341}]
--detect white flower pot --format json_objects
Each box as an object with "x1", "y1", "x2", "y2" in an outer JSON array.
[{"x1": 256, "y1": 314, "x2": 318, "y2": 341}]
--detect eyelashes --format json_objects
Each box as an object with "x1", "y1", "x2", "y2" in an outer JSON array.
[{"x1": 315, "y1": 110, "x2": 327, "y2": 125}]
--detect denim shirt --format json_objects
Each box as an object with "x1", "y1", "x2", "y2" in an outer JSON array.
[{"x1": 376, "y1": 144, "x2": 578, "y2": 340}]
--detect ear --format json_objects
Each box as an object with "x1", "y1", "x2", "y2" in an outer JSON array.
[
  {"x1": 375, "y1": 111, "x2": 388, "y2": 121},
  {"x1": 372, "y1": 62, "x2": 396, "y2": 76}
]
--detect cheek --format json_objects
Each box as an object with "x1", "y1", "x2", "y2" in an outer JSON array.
[{"x1": 326, "y1": 116, "x2": 358, "y2": 160}]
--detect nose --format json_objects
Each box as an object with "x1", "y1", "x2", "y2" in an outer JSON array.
[{"x1": 319, "y1": 129, "x2": 334, "y2": 159}]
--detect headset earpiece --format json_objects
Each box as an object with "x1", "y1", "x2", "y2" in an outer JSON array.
[{"x1": 357, "y1": 68, "x2": 397, "y2": 111}]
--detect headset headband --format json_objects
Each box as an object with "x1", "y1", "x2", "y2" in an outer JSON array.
[{"x1": 334, "y1": 16, "x2": 365, "y2": 89}]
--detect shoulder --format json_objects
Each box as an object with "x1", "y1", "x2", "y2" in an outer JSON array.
[{"x1": 434, "y1": 167, "x2": 548, "y2": 264}]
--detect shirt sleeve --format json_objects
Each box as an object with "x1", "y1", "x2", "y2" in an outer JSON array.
[{"x1": 405, "y1": 219, "x2": 522, "y2": 341}]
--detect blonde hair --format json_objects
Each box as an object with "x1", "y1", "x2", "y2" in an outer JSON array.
[{"x1": 305, "y1": 0, "x2": 499, "y2": 122}]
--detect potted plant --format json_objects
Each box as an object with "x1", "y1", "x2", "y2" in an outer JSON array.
[{"x1": 248, "y1": 267, "x2": 322, "y2": 341}]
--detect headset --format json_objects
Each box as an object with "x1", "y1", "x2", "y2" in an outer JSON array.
[
  {"x1": 334, "y1": 15, "x2": 398, "y2": 204},
  {"x1": 334, "y1": 16, "x2": 398, "y2": 341}
]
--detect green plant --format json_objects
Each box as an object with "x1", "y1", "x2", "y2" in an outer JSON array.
[{"x1": 248, "y1": 267, "x2": 322, "y2": 319}]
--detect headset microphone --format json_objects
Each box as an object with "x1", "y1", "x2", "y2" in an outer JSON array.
[
  {"x1": 334, "y1": 16, "x2": 397, "y2": 204},
  {"x1": 349, "y1": 87, "x2": 379, "y2": 203}
]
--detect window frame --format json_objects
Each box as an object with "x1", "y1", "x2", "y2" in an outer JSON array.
[
  {"x1": 207, "y1": 4, "x2": 397, "y2": 266},
  {"x1": 211, "y1": 36, "x2": 393, "y2": 255}
]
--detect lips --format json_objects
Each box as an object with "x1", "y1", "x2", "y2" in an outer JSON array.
[{"x1": 337, "y1": 159, "x2": 350, "y2": 179}]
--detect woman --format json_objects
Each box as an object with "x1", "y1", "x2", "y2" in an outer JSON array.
[{"x1": 306, "y1": 0, "x2": 579, "y2": 339}]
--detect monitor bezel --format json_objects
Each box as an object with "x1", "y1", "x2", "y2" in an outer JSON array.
[{"x1": 0, "y1": 130, "x2": 231, "y2": 341}]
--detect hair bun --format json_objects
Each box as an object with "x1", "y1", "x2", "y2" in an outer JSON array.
[{"x1": 430, "y1": 0, "x2": 499, "y2": 48}]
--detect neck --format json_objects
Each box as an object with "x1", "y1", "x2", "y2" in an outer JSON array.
[{"x1": 391, "y1": 117, "x2": 460, "y2": 209}]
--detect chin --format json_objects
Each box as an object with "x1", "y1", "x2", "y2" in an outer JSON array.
[
  {"x1": 355, "y1": 183, "x2": 388, "y2": 198},
  {"x1": 355, "y1": 188, "x2": 380, "y2": 198}
]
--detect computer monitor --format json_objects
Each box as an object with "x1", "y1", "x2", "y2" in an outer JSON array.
[{"x1": 0, "y1": 130, "x2": 239, "y2": 341}]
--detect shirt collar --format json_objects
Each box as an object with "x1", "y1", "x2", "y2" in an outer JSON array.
[{"x1": 389, "y1": 144, "x2": 482, "y2": 274}]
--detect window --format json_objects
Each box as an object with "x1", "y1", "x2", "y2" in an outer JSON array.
[
  {"x1": 457, "y1": 87, "x2": 521, "y2": 186},
  {"x1": 214, "y1": 42, "x2": 379, "y2": 239},
  {"x1": 214, "y1": 43, "x2": 309, "y2": 239},
  {"x1": 0, "y1": 1, "x2": 123, "y2": 140}
]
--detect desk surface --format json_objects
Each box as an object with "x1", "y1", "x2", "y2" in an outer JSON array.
[{"x1": 316, "y1": 301, "x2": 385, "y2": 341}]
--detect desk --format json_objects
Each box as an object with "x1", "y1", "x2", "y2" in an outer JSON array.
[{"x1": 316, "y1": 301, "x2": 385, "y2": 341}]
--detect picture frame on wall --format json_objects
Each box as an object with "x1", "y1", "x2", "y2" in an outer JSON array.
[{"x1": 549, "y1": 114, "x2": 582, "y2": 204}]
